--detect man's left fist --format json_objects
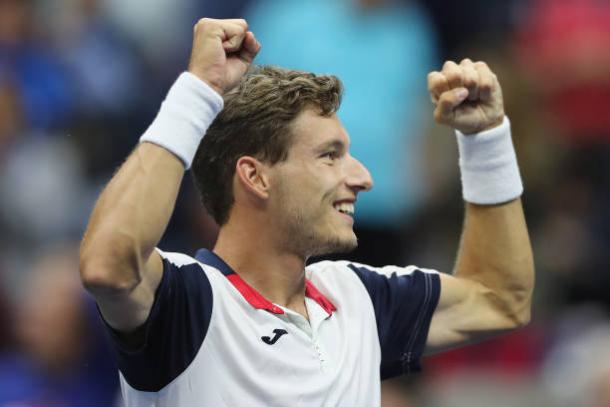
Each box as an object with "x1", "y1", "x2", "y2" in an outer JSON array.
[{"x1": 428, "y1": 59, "x2": 504, "y2": 135}]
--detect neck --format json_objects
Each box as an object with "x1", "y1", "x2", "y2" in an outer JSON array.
[{"x1": 213, "y1": 216, "x2": 308, "y2": 312}]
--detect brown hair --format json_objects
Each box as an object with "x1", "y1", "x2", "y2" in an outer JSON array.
[{"x1": 192, "y1": 65, "x2": 343, "y2": 225}]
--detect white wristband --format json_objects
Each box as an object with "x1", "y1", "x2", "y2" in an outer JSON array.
[
  {"x1": 456, "y1": 116, "x2": 523, "y2": 205},
  {"x1": 140, "y1": 72, "x2": 224, "y2": 169}
]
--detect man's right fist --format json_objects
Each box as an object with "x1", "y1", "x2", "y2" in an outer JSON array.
[{"x1": 188, "y1": 18, "x2": 261, "y2": 95}]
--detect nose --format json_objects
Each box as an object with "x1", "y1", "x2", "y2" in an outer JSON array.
[{"x1": 345, "y1": 155, "x2": 373, "y2": 192}]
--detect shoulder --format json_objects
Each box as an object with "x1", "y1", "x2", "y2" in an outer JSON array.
[
  {"x1": 156, "y1": 249, "x2": 199, "y2": 267},
  {"x1": 306, "y1": 260, "x2": 362, "y2": 284},
  {"x1": 108, "y1": 249, "x2": 218, "y2": 392},
  {"x1": 156, "y1": 249, "x2": 225, "y2": 283},
  {"x1": 307, "y1": 259, "x2": 439, "y2": 279},
  {"x1": 344, "y1": 261, "x2": 439, "y2": 278}
]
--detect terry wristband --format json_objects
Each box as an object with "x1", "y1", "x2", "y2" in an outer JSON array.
[
  {"x1": 456, "y1": 116, "x2": 523, "y2": 205},
  {"x1": 140, "y1": 72, "x2": 224, "y2": 169}
]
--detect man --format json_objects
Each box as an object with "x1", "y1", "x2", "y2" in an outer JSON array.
[
  {"x1": 244, "y1": 0, "x2": 438, "y2": 266},
  {"x1": 80, "y1": 18, "x2": 534, "y2": 406}
]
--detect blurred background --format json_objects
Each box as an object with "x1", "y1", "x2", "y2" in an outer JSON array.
[{"x1": 1, "y1": 0, "x2": 609, "y2": 405}]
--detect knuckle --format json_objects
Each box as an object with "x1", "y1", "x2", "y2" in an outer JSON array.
[
  {"x1": 445, "y1": 70, "x2": 461, "y2": 84},
  {"x1": 442, "y1": 61, "x2": 458, "y2": 74},
  {"x1": 463, "y1": 74, "x2": 475, "y2": 86},
  {"x1": 195, "y1": 17, "x2": 213, "y2": 31},
  {"x1": 475, "y1": 62, "x2": 492, "y2": 75},
  {"x1": 466, "y1": 71, "x2": 479, "y2": 86},
  {"x1": 428, "y1": 74, "x2": 443, "y2": 89},
  {"x1": 479, "y1": 80, "x2": 492, "y2": 91},
  {"x1": 432, "y1": 72, "x2": 445, "y2": 81}
]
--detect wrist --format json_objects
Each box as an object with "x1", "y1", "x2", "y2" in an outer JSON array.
[
  {"x1": 478, "y1": 114, "x2": 505, "y2": 133},
  {"x1": 456, "y1": 116, "x2": 523, "y2": 205},
  {"x1": 460, "y1": 113, "x2": 505, "y2": 135},
  {"x1": 188, "y1": 68, "x2": 224, "y2": 96},
  {"x1": 139, "y1": 72, "x2": 224, "y2": 169}
]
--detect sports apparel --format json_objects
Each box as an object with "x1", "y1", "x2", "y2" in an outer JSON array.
[
  {"x1": 102, "y1": 249, "x2": 440, "y2": 406},
  {"x1": 456, "y1": 116, "x2": 523, "y2": 205},
  {"x1": 140, "y1": 72, "x2": 223, "y2": 169}
]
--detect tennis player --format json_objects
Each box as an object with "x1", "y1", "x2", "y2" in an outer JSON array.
[{"x1": 80, "y1": 18, "x2": 534, "y2": 406}]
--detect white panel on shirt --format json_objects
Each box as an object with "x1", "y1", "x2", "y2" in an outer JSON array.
[{"x1": 113, "y1": 251, "x2": 441, "y2": 407}]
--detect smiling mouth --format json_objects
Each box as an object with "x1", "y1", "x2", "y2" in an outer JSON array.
[{"x1": 333, "y1": 202, "x2": 355, "y2": 218}]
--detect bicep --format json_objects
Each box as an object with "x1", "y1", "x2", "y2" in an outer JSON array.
[
  {"x1": 425, "y1": 273, "x2": 519, "y2": 354},
  {"x1": 97, "y1": 251, "x2": 213, "y2": 391},
  {"x1": 96, "y1": 250, "x2": 164, "y2": 333}
]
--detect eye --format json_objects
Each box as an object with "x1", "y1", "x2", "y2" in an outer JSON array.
[{"x1": 320, "y1": 151, "x2": 338, "y2": 161}]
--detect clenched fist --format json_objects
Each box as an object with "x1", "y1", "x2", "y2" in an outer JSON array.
[
  {"x1": 188, "y1": 18, "x2": 261, "y2": 95},
  {"x1": 428, "y1": 59, "x2": 504, "y2": 135}
]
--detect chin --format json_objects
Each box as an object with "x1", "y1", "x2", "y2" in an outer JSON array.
[{"x1": 310, "y1": 232, "x2": 358, "y2": 257}]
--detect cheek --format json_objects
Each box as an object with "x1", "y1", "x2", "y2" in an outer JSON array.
[
  {"x1": 277, "y1": 171, "x2": 318, "y2": 199},
  {"x1": 274, "y1": 165, "x2": 338, "y2": 211}
]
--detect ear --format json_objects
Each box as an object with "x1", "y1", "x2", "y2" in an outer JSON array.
[{"x1": 235, "y1": 156, "x2": 270, "y2": 200}]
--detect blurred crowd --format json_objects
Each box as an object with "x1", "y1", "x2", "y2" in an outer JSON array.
[{"x1": 1, "y1": 0, "x2": 609, "y2": 405}]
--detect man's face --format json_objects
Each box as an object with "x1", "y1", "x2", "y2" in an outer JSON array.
[{"x1": 267, "y1": 108, "x2": 373, "y2": 257}]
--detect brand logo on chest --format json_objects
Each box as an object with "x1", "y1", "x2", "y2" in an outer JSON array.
[{"x1": 261, "y1": 329, "x2": 288, "y2": 345}]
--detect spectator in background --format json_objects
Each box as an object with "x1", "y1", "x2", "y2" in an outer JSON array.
[
  {"x1": 0, "y1": 74, "x2": 18, "y2": 361},
  {"x1": 102, "y1": 0, "x2": 201, "y2": 83},
  {"x1": 542, "y1": 306, "x2": 610, "y2": 407},
  {"x1": 0, "y1": 76, "x2": 89, "y2": 253},
  {"x1": 419, "y1": 0, "x2": 522, "y2": 59},
  {"x1": 0, "y1": 253, "x2": 12, "y2": 353},
  {"x1": 514, "y1": 0, "x2": 610, "y2": 142},
  {"x1": 245, "y1": 0, "x2": 438, "y2": 265},
  {"x1": 0, "y1": 0, "x2": 73, "y2": 130},
  {"x1": 38, "y1": 0, "x2": 144, "y2": 117},
  {"x1": 0, "y1": 245, "x2": 118, "y2": 406},
  {"x1": 0, "y1": 77, "x2": 21, "y2": 160},
  {"x1": 195, "y1": 0, "x2": 253, "y2": 20},
  {"x1": 512, "y1": 0, "x2": 610, "y2": 310}
]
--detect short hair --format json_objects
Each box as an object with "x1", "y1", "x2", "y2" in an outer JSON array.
[{"x1": 192, "y1": 65, "x2": 343, "y2": 225}]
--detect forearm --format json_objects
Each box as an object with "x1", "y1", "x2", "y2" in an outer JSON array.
[
  {"x1": 426, "y1": 60, "x2": 534, "y2": 351},
  {"x1": 80, "y1": 67, "x2": 225, "y2": 292},
  {"x1": 454, "y1": 199, "x2": 534, "y2": 323},
  {"x1": 78, "y1": 19, "x2": 258, "y2": 332},
  {"x1": 451, "y1": 116, "x2": 534, "y2": 324},
  {"x1": 80, "y1": 143, "x2": 184, "y2": 290}
]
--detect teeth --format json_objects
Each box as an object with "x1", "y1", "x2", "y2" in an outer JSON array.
[{"x1": 334, "y1": 202, "x2": 354, "y2": 216}]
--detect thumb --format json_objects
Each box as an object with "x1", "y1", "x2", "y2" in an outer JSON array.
[
  {"x1": 238, "y1": 32, "x2": 261, "y2": 64},
  {"x1": 220, "y1": 23, "x2": 248, "y2": 52},
  {"x1": 436, "y1": 88, "x2": 468, "y2": 121}
]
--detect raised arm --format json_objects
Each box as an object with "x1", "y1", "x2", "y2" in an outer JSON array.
[
  {"x1": 424, "y1": 59, "x2": 534, "y2": 353},
  {"x1": 79, "y1": 18, "x2": 260, "y2": 333}
]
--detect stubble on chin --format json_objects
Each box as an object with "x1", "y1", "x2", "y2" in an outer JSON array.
[
  {"x1": 309, "y1": 235, "x2": 358, "y2": 257},
  {"x1": 279, "y1": 195, "x2": 358, "y2": 256},
  {"x1": 295, "y1": 221, "x2": 358, "y2": 257}
]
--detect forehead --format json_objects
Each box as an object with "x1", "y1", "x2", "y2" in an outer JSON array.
[{"x1": 289, "y1": 108, "x2": 350, "y2": 152}]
